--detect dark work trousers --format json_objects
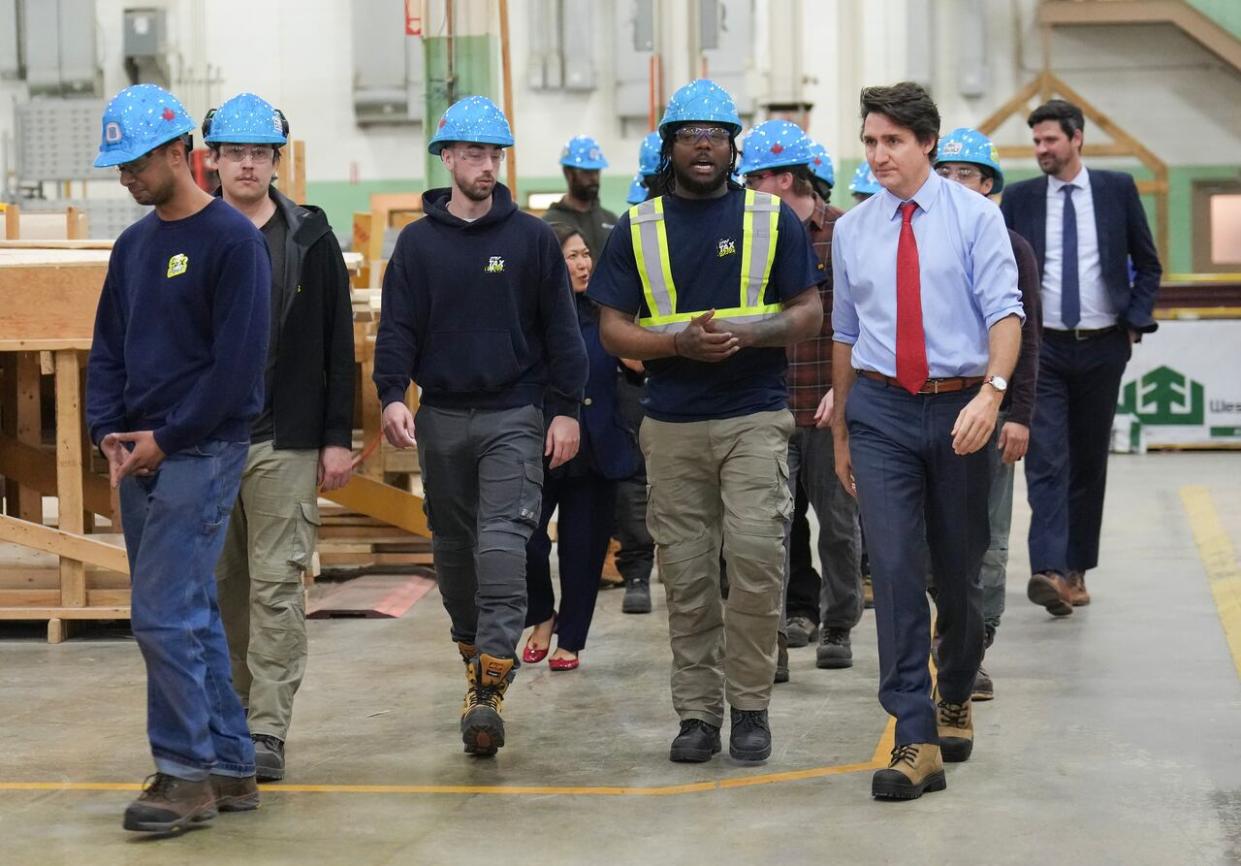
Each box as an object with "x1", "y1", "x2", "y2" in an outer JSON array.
[
  {"x1": 784, "y1": 484, "x2": 821, "y2": 622},
  {"x1": 415, "y1": 404, "x2": 544, "y2": 661},
  {"x1": 613, "y1": 372, "x2": 654, "y2": 584},
  {"x1": 1026, "y1": 328, "x2": 1130, "y2": 576},
  {"x1": 846, "y1": 377, "x2": 989, "y2": 746},
  {"x1": 526, "y1": 471, "x2": 618, "y2": 653}
]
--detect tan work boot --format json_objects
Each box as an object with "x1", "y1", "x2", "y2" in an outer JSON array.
[
  {"x1": 936, "y1": 692, "x2": 974, "y2": 762},
  {"x1": 210, "y1": 774, "x2": 260, "y2": 812},
  {"x1": 871, "y1": 743, "x2": 946, "y2": 800},
  {"x1": 122, "y1": 773, "x2": 217, "y2": 832},
  {"x1": 1027, "y1": 571, "x2": 1074, "y2": 617},
  {"x1": 461, "y1": 653, "x2": 515, "y2": 757},
  {"x1": 1065, "y1": 570, "x2": 1091, "y2": 606}
]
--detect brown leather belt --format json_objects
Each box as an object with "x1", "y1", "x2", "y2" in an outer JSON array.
[{"x1": 857, "y1": 370, "x2": 984, "y2": 395}]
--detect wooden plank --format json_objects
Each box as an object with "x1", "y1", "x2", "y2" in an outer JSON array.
[
  {"x1": 0, "y1": 262, "x2": 108, "y2": 344},
  {"x1": 307, "y1": 573, "x2": 435, "y2": 619},
  {"x1": 54, "y1": 350, "x2": 87, "y2": 607},
  {"x1": 14, "y1": 352, "x2": 42, "y2": 521},
  {"x1": 0, "y1": 516, "x2": 129, "y2": 574},
  {"x1": 0, "y1": 605, "x2": 128, "y2": 620},
  {"x1": 2, "y1": 203, "x2": 18, "y2": 240},
  {"x1": 0, "y1": 239, "x2": 113, "y2": 250},
  {"x1": 322, "y1": 474, "x2": 429, "y2": 537},
  {"x1": 65, "y1": 207, "x2": 88, "y2": 240},
  {"x1": 0, "y1": 436, "x2": 114, "y2": 517}
]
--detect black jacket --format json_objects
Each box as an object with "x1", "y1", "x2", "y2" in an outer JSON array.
[
  {"x1": 234, "y1": 187, "x2": 356, "y2": 450},
  {"x1": 999, "y1": 169, "x2": 1161, "y2": 334},
  {"x1": 373, "y1": 183, "x2": 587, "y2": 419}
]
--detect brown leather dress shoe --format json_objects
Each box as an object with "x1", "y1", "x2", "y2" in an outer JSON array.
[
  {"x1": 872, "y1": 743, "x2": 946, "y2": 800},
  {"x1": 1027, "y1": 571, "x2": 1073, "y2": 617},
  {"x1": 1065, "y1": 570, "x2": 1091, "y2": 606}
]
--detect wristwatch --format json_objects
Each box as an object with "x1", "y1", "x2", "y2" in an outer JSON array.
[{"x1": 984, "y1": 375, "x2": 1008, "y2": 393}]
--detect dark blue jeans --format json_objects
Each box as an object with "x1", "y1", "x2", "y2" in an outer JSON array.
[
  {"x1": 847, "y1": 378, "x2": 989, "y2": 746},
  {"x1": 119, "y1": 439, "x2": 255, "y2": 781}
]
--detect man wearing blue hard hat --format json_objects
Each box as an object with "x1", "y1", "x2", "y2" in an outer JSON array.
[
  {"x1": 205, "y1": 93, "x2": 355, "y2": 783},
  {"x1": 847, "y1": 162, "x2": 881, "y2": 202},
  {"x1": 374, "y1": 95, "x2": 587, "y2": 759},
  {"x1": 742, "y1": 122, "x2": 862, "y2": 681},
  {"x1": 543, "y1": 134, "x2": 617, "y2": 258},
  {"x1": 589, "y1": 80, "x2": 822, "y2": 766},
  {"x1": 933, "y1": 127, "x2": 1042, "y2": 702},
  {"x1": 85, "y1": 84, "x2": 271, "y2": 831}
]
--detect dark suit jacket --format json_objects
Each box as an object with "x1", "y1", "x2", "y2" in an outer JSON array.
[{"x1": 999, "y1": 168, "x2": 1161, "y2": 334}]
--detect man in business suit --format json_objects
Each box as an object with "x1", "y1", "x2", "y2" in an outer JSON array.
[{"x1": 1000, "y1": 99, "x2": 1161, "y2": 616}]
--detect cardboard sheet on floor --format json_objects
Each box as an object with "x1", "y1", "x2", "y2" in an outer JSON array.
[{"x1": 307, "y1": 572, "x2": 436, "y2": 619}]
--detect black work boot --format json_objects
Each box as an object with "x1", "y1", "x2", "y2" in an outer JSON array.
[
  {"x1": 669, "y1": 719, "x2": 722, "y2": 763},
  {"x1": 785, "y1": 616, "x2": 818, "y2": 648},
  {"x1": 816, "y1": 627, "x2": 853, "y2": 669},
  {"x1": 252, "y1": 734, "x2": 285, "y2": 782},
  {"x1": 210, "y1": 774, "x2": 260, "y2": 812},
  {"x1": 461, "y1": 654, "x2": 515, "y2": 757},
  {"x1": 774, "y1": 632, "x2": 790, "y2": 684},
  {"x1": 622, "y1": 578, "x2": 652, "y2": 614},
  {"x1": 729, "y1": 708, "x2": 772, "y2": 762},
  {"x1": 122, "y1": 773, "x2": 217, "y2": 833}
]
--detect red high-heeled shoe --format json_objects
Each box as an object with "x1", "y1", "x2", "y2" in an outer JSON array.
[
  {"x1": 548, "y1": 653, "x2": 579, "y2": 671},
  {"x1": 522, "y1": 616, "x2": 555, "y2": 664}
]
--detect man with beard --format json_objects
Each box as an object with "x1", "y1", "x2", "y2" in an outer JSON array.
[
  {"x1": 86, "y1": 84, "x2": 269, "y2": 831},
  {"x1": 205, "y1": 93, "x2": 355, "y2": 782},
  {"x1": 588, "y1": 80, "x2": 822, "y2": 765},
  {"x1": 1000, "y1": 99, "x2": 1160, "y2": 617},
  {"x1": 544, "y1": 135, "x2": 617, "y2": 258},
  {"x1": 373, "y1": 96, "x2": 587, "y2": 758}
]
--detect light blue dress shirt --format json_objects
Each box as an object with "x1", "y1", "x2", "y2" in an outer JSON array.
[
  {"x1": 1043, "y1": 166, "x2": 1116, "y2": 330},
  {"x1": 832, "y1": 170, "x2": 1024, "y2": 378}
]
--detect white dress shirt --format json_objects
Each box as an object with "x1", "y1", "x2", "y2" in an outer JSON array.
[{"x1": 1042, "y1": 165, "x2": 1116, "y2": 330}]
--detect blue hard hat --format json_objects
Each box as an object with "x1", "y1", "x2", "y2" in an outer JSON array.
[
  {"x1": 738, "y1": 120, "x2": 814, "y2": 176},
  {"x1": 626, "y1": 173, "x2": 648, "y2": 205},
  {"x1": 428, "y1": 95, "x2": 515, "y2": 156},
  {"x1": 658, "y1": 79, "x2": 742, "y2": 139},
  {"x1": 848, "y1": 162, "x2": 881, "y2": 196},
  {"x1": 203, "y1": 92, "x2": 288, "y2": 145},
  {"x1": 934, "y1": 127, "x2": 1004, "y2": 193},
  {"x1": 807, "y1": 141, "x2": 836, "y2": 188},
  {"x1": 560, "y1": 135, "x2": 608, "y2": 170},
  {"x1": 94, "y1": 84, "x2": 196, "y2": 168},
  {"x1": 637, "y1": 132, "x2": 662, "y2": 177}
]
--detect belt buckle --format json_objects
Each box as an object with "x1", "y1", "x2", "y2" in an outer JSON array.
[
  {"x1": 1073, "y1": 328, "x2": 1088, "y2": 341},
  {"x1": 926, "y1": 379, "x2": 941, "y2": 395}
]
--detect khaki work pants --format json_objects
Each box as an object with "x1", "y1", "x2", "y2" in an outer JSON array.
[
  {"x1": 216, "y1": 441, "x2": 320, "y2": 741},
  {"x1": 640, "y1": 409, "x2": 794, "y2": 728}
]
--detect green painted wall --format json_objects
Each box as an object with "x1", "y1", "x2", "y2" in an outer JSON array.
[
  {"x1": 1188, "y1": 0, "x2": 1241, "y2": 41},
  {"x1": 422, "y1": 34, "x2": 500, "y2": 190},
  {"x1": 306, "y1": 161, "x2": 1241, "y2": 274}
]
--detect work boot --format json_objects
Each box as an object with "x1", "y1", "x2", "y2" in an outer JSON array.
[
  {"x1": 729, "y1": 708, "x2": 772, "y2": 763},
  {"x1": 774, "y1": 632, "x2": 790, "y2": 684},
  {"x1": 936, "y1": 691, "x2": 974, "y2": 762},
  {"x1": 622, "y1": 578, "x2": 652, "y2": 614},
  {"x1": 785, "y1": 615, "x2": 818, "y2": 648},
  {"x1": 461, "y1": 653, "x2": 515, "y2": 757},
  {"x1": 210, "y1": 774, "x2": 260, "y2": 813},
  {"x1": 1027, "y1": 571, "x2": 1074, "y2": 616},
  {"x1": 972, "y1": 665, "x2": 994, "y2": 702},
  {"x1": 816, "y1": 627, "x2": 853, "y2": 669},
  {"x1": 669, "y1": 719, "x2": 722, "y2": 763},
  {"x1": 122, "y1": 773, "x2": 217, "y2": 833},
  {"x1": 871, "y1": 743, "x2": 946, "y2": 800},
  {"x1": 252, "y1": 734, "x2": 285, "y2": 782},
  {"x1": 1065, "y1": 570, "x2": 1091, "y2": 606}
]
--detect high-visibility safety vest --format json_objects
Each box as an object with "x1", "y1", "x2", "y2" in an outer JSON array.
[{"x1": 628, "y1": 189, "x2": 782, "y2": 333}]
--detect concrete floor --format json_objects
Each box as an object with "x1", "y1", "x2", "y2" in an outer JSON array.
[{"x1": 2, "y1": 452, "x2": 1241, "y2": 865}]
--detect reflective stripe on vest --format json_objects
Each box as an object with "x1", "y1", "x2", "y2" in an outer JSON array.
[{"x1": 628, "y1": 189, "x2": 782, "y2": 334}]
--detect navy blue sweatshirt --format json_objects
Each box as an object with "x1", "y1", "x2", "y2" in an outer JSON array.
[
  {"x1": 86, "y1": 198, "x2": 271, "y2": 455},
  {"x1": 373, "y1": 183, "x2": 587, "y2": 419}
]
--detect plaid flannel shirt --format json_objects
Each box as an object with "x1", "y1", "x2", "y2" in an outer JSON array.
[{"x1": 787, "y1": 197, "x2": 846, "y2": 426}]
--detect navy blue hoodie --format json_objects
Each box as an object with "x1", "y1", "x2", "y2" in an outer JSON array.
[{"x1": 373, "y1": 183, "x2": 587, "y2": 418}]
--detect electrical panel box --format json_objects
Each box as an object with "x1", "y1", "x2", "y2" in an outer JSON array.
[
  {"x1": 22, "y1": 0, "x2": 99, "y2": 96},
  {"x1": 124, "y1": 8, "x2": 167, "y2": 59},
  {"x1": 0, "y1": 0, "x2": 19, "y2": 79},
  {"x1": 15, "y1": 99, "x2": 110, "y2": 181},
  {"x1": 351, "y1": 0, "x2": 425, "y2": 125}
]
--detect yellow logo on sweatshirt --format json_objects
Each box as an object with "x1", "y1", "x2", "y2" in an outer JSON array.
[
  {"x1": 485, "y1": 256, "x2": 506, "y2": 274},
  {"x1": 166, "y1": 253, "x2": 189, "y2": 278}
]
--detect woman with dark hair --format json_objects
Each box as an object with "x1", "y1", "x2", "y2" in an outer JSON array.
[{"x1": 522, "y1": 223, "x2": 640, "y2": 670}]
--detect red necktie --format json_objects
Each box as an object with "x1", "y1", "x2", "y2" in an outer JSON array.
[{"x1": 895, "y1": 201, "x2": 928, "y2": 394}]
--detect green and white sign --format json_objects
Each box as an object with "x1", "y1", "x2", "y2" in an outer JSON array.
[{"x1": 1115, "y1": 320, "x2": 1241, "y2": 446}]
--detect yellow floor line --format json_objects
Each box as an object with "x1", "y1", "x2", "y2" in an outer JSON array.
[
  {"x1": 1181, "y1": 485, "x2": 1241, "y2": 681},
  {"x1": 0, "y1": 720, "x2": 896, "y2": 797}
]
